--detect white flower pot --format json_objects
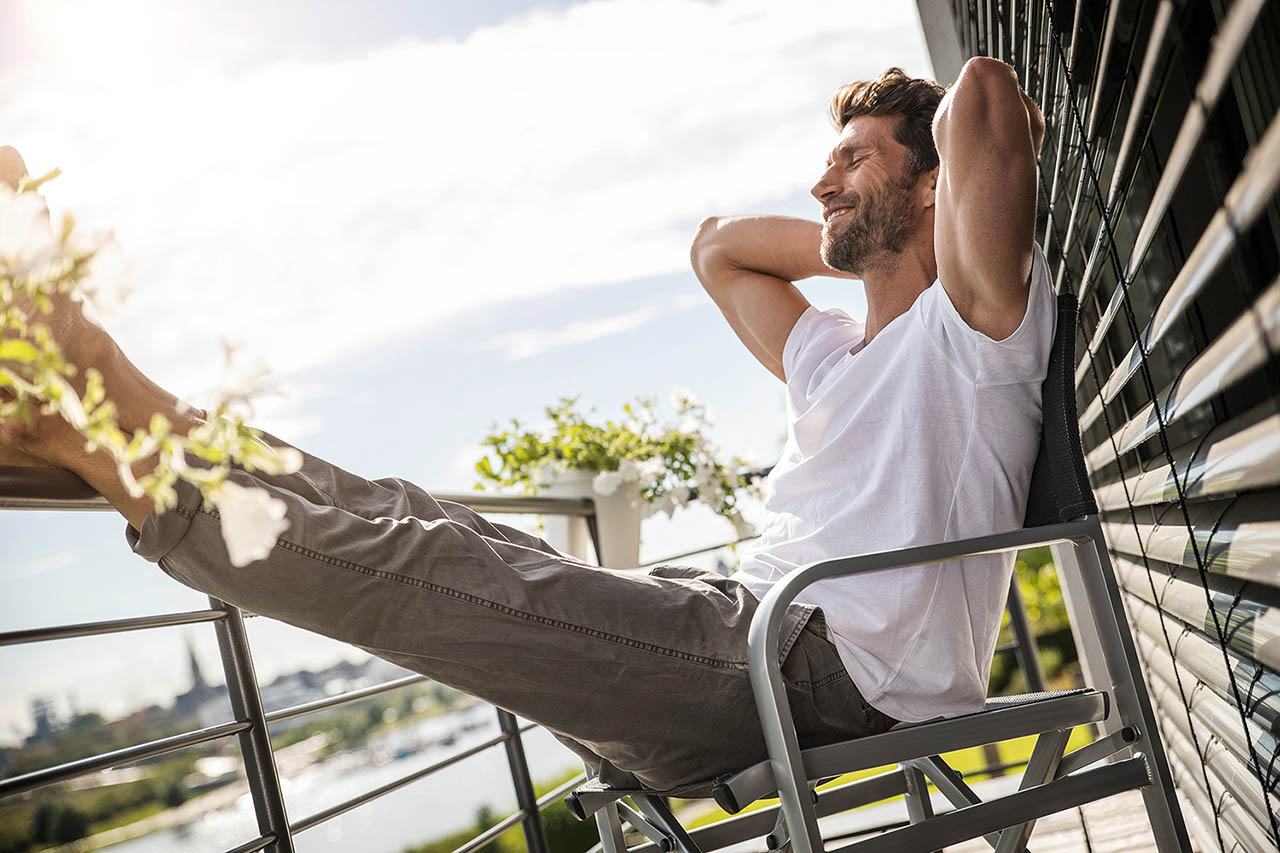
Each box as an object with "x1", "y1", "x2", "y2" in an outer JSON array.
[{"x1": 540, "y1": 469, "x2": 646, "y2": 569}]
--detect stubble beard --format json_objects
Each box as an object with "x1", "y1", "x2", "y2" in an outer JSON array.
[{"x1": 820, "y1": 172, "x2": 919, "y2": 276}]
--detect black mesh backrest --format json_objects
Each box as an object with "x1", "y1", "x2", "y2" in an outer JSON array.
[{"x1": 1023, "y1": 293, "x2": 1098, "y2": 527}]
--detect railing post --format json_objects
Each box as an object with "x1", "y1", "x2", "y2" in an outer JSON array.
[
  {"x1": 1006, "y1": 574, "x2": 1047, "y2": 693},
  {"x1": 497, "y1": 709, "x2": 549, "y2": 853},
  {"x1": 211, "y1": 596, "x2": 295, "y2": 853}
]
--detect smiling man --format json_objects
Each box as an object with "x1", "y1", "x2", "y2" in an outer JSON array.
[
  {"x1": 691, "y1": 61, "x2": 1051, "y2": 727},
  {"x1": 2, "y1": 58, "x2": 1049, "y2": 793}
]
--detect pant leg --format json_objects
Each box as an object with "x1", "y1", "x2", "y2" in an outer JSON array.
[{"x1": 124, "y1": 431, "x2": 888, "y2": 791}]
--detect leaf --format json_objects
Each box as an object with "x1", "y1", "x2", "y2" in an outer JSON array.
[{"x1": 0, "y1": 339, "x2": 39, "y2": 362}]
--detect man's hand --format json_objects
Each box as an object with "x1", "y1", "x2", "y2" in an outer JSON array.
[
  {"x1": 692, "y1": 216, "x2": 851, "y2": 382},
  {"x1": 0, "y1": 146, "x2": 29, "y2": 190}
]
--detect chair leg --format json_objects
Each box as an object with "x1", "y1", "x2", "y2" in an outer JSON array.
[
  {"x1": 1074, "y1": 525, "x2": 1192, "y2": 852},
  {"x1": 994, "y1": 728, "x2": 1070, "y2": 853},
  {"x1": 596, "y1": 800, "x2": 629, "y2": 853},
  {"x1": 902, "y1": 764, "x2": 941, "y2": 853},
  {"x1": 909, "y1": 756, "x2": 1001, "y2": 849},
  {"x1": 632, "y1": 795, "x2": 703, "y2": 853}
]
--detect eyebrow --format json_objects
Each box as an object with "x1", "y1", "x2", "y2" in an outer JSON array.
[{"x1": 826, "y1": 140, "x2": 873, "y2": 165}]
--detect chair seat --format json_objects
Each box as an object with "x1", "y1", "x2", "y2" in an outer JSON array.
[{"x1": 565, "y1": 687, "x2": 1106, "y2": 821}]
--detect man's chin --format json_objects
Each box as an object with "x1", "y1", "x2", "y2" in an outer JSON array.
[{"x1": 820, "y1": 242, "x2": 861, "y2": 276}]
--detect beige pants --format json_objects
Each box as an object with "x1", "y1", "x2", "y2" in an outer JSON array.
[{"x1": 125, "y1": 431, "x2": 896, "y2": 792}]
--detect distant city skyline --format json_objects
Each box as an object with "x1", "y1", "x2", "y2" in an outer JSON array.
[{"x1": 0, "y1": 0, "x2": 932, "y2": 743}]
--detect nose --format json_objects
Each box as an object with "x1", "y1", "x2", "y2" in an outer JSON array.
[{"x1": 811, "y1": 163, "x2": 839, "y2": 204}]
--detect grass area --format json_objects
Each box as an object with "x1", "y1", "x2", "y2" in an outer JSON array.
[{"x1": 683, "y1": 725, "x2": 1096, "y2": 830}]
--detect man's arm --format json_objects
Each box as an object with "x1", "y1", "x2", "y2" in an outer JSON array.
[
  {"x1": 691, "y1": 215, "x2": 853, "y2": 382},
  {"x1": 932, "y1": 57, "x2": 1046, "y2": 341}
]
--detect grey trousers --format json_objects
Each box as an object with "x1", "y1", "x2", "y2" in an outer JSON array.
[{"x1": 124, "y1": 430, "x2": 897, "y2": 792}]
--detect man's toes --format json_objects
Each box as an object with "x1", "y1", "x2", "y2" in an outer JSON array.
[{"x1": 0, "y1": 146, "x2": 28, "y2": 189}]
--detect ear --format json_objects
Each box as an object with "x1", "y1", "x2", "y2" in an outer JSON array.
[{"x1": 921, "y1": 165, "x2": 939, "y2": 210}]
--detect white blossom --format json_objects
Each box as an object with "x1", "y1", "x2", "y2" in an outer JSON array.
[
  {"x1": 729, "y1": 511, "x2": 756, "y2": 540},
  {"x1": 240, "y1": 439, "x2": 304, "y2": 476},
  {"x1": 637, "y1": 456, "x2": 666, "y2": 482},
  {"x1": 676, "y1": 415, "x2": 699, "y2": 436},
  {"x1": 669, "y1": 387, "x2": 698, "y2": 413},
  {"x1": 592, "y1": 470, "x2": 623, "y2": 496},
  {"x1": 214, "y1": 339, "x2": 274, "y2": 404},
  {"x1": 637, "y1": 406, "x2": 656, "y2": 426},
  {"x1": 208, "y1": 479, "x2": 289, "y2": 567},
  {"x1": 530, "y1": 459, "x2": 558, "y2": 485},
  {"x1": 73, "y1": 236, "x2": 134, "y2": 324},
  {"x1": 0, "y1": 187, "x2": 63, "y2": 281}
]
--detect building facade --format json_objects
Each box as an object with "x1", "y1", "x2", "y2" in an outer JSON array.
[{"x1": 915, "y1": 0, "x2": 1280, "y2": 849}]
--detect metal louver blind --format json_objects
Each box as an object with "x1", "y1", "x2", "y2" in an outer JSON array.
[{"x1": 925, "y1": 0, "x2": 1280, "y2": 849}]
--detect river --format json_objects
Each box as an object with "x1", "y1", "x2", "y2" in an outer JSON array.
[{"x1": 97, "y1": 703, "x2": 582, "y2": 852}]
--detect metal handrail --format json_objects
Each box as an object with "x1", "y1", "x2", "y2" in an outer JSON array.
[
  {"x1": 0, "y1": 464, "x2": 574, "y2": 852},
  {"x1": 263, "y1": 674, "x2": 429, "y2": 725},
  {"x1": 0, "y1": 719, "x2": 253, "y2": 798},
  {"x1": 0, "y1": 608, "x2": 227, "y2": 646},
  {"x1": 288, "y1": 727, "x2": 513, "y2": 834},
  {"x1": 2, "y1": 458, "x2": 1050, "y2": 851}
]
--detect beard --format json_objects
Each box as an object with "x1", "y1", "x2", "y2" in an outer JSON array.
[{"x1": 820, "y1": 172, "x2": 919, "y2": 275}]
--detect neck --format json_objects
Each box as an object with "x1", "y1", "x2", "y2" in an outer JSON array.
[{"x1": 861, "y1": 238, "x2": 937, "y2": 344}]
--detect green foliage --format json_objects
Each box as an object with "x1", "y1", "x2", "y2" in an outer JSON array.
[
  {"x1": 473, "y1": 392, "x2": 763, "y2": 523},
  {"x1": 30, "y1": 799, "x2": 89, "y2": 845},
  {"x1": 161, "y1": 780, "x2": 187, "y2": 808},
  {"x1": 989, "y1": 548, "x2": 1080, "y2": 695},
  {"x1": 1, "y1": 174, "x2": 306, "y2": 565}
]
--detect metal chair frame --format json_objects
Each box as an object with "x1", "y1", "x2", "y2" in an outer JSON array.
[{"x1": 567, "y1": 293, "x2": 1193, "y2": 852}]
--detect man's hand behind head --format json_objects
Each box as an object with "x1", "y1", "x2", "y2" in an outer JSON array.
[{"x1": 1, "y1": 147, "x2": 29, "y2": 190}]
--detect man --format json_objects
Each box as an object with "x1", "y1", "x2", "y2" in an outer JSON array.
[{"x1": 1, "y1": 58, "x2": 1049, "y2": 794}]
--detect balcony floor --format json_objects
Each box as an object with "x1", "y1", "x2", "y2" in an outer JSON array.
[{"x1": 709, "y1": 775, "x2": 1193, "y2": 851}]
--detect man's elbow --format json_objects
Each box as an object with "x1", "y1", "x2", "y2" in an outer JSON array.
[
  {"x1": 956, "y1": 57, "x2": 1022, "y2": 97},
  {"x1": 941, "y1": 58, "x2": 1040, "y2": 159},
  {"x1": 691, "y1": 216, "x2": 726, "y2": 285}
]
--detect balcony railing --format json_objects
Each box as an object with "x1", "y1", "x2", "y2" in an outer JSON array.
[{"x1": 1, "y1": 462, "x2": 1048, "y2": 852}]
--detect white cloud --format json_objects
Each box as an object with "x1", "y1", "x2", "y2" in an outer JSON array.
[
  {"x1": 2, "y1": 0, "x2": 927, "y2": 400},
  {"x1": 484, "y1": 304, "x2": 662, "y2": 359},
  {"x1": 14, "y1": 550, "x2": 77, "y2": 579},
  {"x1": 482, "y1": 289, "x2": 727, "y2": 359}
]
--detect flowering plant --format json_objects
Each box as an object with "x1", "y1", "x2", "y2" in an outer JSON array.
[
  {"x1": 0, "y1": 167, "x2": 300, "y2": 567},
  {"x1": 473, "y1": 390, "x2": 764, "y2": 539}
]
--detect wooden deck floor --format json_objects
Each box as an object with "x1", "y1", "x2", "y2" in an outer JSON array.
[
  {"x1": 699, "y1": 779, "x2": 1201, "y2": 852},
  {"x1": 944, "y1": 789, "x2": 1169, "y2": 852}
]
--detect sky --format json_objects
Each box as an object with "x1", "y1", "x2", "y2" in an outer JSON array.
[{"x1": 0, "y1": 0, "x2": 932, "y2": 744}]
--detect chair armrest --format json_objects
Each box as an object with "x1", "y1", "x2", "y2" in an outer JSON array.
[{"x1": 743, "y1": 519, "x2": 1094, "y2": 852}]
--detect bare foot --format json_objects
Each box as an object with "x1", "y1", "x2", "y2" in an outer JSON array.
[{"x1": 1, "y1": 145, "x2": 28, "y2": 189}]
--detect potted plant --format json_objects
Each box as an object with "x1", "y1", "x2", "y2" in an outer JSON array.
[{"x1": 473, "y1": 389, "x2": 763, "y2": 568}]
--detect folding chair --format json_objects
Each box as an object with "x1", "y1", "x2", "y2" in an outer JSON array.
[{"x1": 565, "y1": 293, "x2": 1192, "y2": 852}]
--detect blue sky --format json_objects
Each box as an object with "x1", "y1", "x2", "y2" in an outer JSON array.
[{"x1": 0, "y1": 0, "x2": 931, "y2": 743}]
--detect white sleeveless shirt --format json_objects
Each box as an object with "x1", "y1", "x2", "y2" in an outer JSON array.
[{"x1": 731, "y1": 242, "x2": 1056, "y2": 722}]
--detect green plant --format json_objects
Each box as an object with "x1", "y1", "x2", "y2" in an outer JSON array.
[
  {"x1": 0, "y1": 171, "x2": 301, "y2": 567},
  {"x1": 473, "y1": 390, "x2": 764, "y2": 534}
]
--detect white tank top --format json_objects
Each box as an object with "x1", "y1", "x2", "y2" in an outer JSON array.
[{"x1": 732, "y1": 242, "x2": 1056, "y2": 722}]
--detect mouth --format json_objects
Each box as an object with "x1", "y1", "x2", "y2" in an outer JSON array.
[{"x1": 824, "y1": 206, "x2": 854, "y2": 222}]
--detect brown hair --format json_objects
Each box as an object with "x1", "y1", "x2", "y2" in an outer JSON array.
[{"x1": 827, "y1": 67, "x2": 946, "y2": 180}]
